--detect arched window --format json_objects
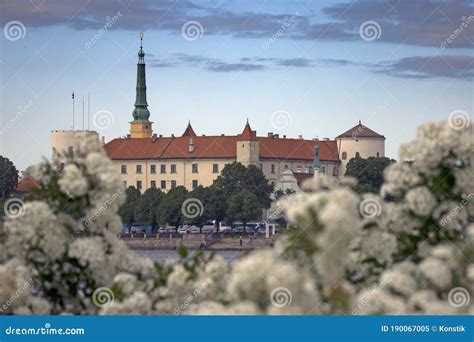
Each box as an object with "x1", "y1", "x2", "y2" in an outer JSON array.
[
  {"x1": 52, "y1": 147, "x2": 57, "y2": 156},
  {"x1": 376, "y1": 152, "x2": 380, "y2": 157},
  {"x1": 342, "y1": 151, "x2": 347, "y2": 160},
  {"x1": 355, "y1": 152, "x2": 360, "y2": 158}
]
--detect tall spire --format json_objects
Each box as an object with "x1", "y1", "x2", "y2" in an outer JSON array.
[
  {"x1": 129, "y1": 32, "x2": 153, "y2": 138},
  {"x1": 132, "y1": 32, "x2": 150, "y2": 122}
]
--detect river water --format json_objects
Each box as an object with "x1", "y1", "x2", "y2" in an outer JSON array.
[{"x1": 133, "y1": 249, "x2": 245, "y2": 263}]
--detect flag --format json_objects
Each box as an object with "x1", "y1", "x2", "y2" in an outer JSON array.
[{"x1": 72, "y1": 91, "x2": 74, "y2": 99}]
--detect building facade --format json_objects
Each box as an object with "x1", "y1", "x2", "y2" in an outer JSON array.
[{"x1": 102, "y1": 37, "x2": 385, "y2": 192}]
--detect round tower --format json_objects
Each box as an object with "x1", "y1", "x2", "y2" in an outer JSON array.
[{"x1": 336, "y1": 121, "x2": 385, "y2": 175}]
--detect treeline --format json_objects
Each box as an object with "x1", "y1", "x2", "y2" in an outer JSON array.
[{"x1": 119, "y1": 162, "x2": 273, "y2": 229}]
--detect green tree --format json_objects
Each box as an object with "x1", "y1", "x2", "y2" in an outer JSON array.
[
  {"x1": 0, "y1": 156, "x2": 19, "y2": 198},
  {"x1": 226, "y1": 189, "x2": 261, "y2": 228},
  {"x1": 345, "y1": 156, "x2": 395, "y2": 193},
  {"x1": 206, "y1": 186, "x2": 227, "y2": 230},
  {"x1": 213, "y1": 162, "x2": 273, "y2": 209},
  {"x1": 157, "y1": 186, "x2": 188, "y2": 229},
  {"x1": 186, "y1": 186, "x2": 211, "y2": 232},
  {"x1": 118, "y1": 186, "x2": 141, "y2": 225},
  {"x1": 134, "y1": 187, "x2": 164, "y2": 229}
]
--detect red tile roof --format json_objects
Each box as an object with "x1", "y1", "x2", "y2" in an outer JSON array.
[
  {"x1": 15, "y1": 177, "x2": 38, "y2": 193},
  {"x1": 182, "y1": 122, "x2": 197, "y2": 137},
  {"x1": 104, "y1": 135, "x2": 340, "y2": 162},
  {"x1": 336, "y1": 121, "x2": 384, "y2": 139},
  {"x1": 293, "y1": 172, "x2": 313, "y2": 186},
  {"x1": 240, "y1": 121, "x2": 257, "y2": 141}
]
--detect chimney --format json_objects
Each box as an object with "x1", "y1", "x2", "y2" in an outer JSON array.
[
  {"x1": 101, "y1": 136, "x2": 105, "y2": 145},
  {"x1": 188, "y1": 138, "x2": 195, "y2": 153},
  {"x1": 323, "y1": 137, "x2": 330, "y2": 141},
  {"x1": 298, "y1": 135, "x2": 303, "y2": 139},
  {"x1": 283, "y1": 135, "x2": 286, "y2": 139},
  {"x1": 171, "y1": 134, "x2": 175, "y2": 138},
  {"x1": 152, "y1": 133, "x2": 158, "y2": 142},
  {"x1": 273, "y1": 134, "x2": 279, "y2": 139},
  {"x1": 267, "y1": 132, "x2": 273, "y2": 138},
  {"x1": 159, "y1": 134, "x2": 163, "y2": 138},
  {"x1": 126, "y1": 134, "x2": 131, "y2": 139}
]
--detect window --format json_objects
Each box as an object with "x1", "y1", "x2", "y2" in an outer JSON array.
[
  {"x1": 171, "y1": 180, "x2": 177, "y2": 189},
  {"x1": 121, "y1": 165, "x2": 127, "y2": 174},
  {"x1": 212, "y1": 164, "x2": 219, "y2": 173},
  {"x1": 60, "y1": 163, "x2": 65, "y2": 171},
  {"x1": 284, "y1": 164, "x2": 288, "y2": 169},
  {"x1": 136, "y1": 181, "x2": 142, "y2": 190},
  {"x1": 160, "y1": 165, "x2": 166, "y2": 174},
  {"x1": 136, "y1": 165, "x2": 142, "y2": 174},
  {"x1": 333, "y1": 167, "x2": 337, "y2": 176},
  {"x1": 52, "y1": 147, "x2": 57, "y2": 156},
  {"x1": 271, "y1": 164, "x2": 275, "y2": 174},
  {"x1": 161, "y1": 181, "x2": 166, "y2": 189},
  {"x1": 296, "y1": 166, "x2": 302, "y2": 172},
  {"x1": 150, "y1": 165, "x2": 156, "y2": 174},
  {"x1": 321, "y1": 166, "x2": 326, "y2": 174},
  {"x1": 171, "y1": 164, "x2": 177, "y2": 174},
  {"x1": 342, "y1": 152, "x2": 347, "y2": 160},
  {"x1": 376, "y1": 152, "x2": 380, "y2": 157},
  {"x1": 192, "y1": 180, "x2": 198, "y2": 189},
  {"x1": 151, "y1": 180, "x2": 156, "y2": 188},
  {"x1": 123, "y1": 181, "x2": 127, "y2": 187},
  {"x1": 259, "y1": 164, "x2": 263, "y2": 170},
  {"x1": 192, "y1": 164, "x2": 198, "y2": 173},
  {"x1": 355, "y1": 152, "x2": 360, "y2": 158}
]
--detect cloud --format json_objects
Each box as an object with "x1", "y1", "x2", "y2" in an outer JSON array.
[
  {"x1": 148, "y1": 53, "x2": 473, "y2": 79},
  {"x1": 374, "y1": 55, "x2": 474, "y2": 79},
  {"x1": 2, "y1": 0, "x2": 472, "y2": 49}
]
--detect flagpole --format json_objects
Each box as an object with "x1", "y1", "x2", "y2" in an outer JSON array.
[
  {"x1": 82, "y1": 96, "x2": 85, "y2": 131},
  {"x1": 72, "y1": 91, "x2": 75, "y2": 130}
]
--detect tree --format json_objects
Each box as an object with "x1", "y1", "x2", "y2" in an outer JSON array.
[
  {"x1": 118, "y1": 186, "x2": 141, "y2": 226},
  {"x1": 156, "y1": 186, "x2": 188, "y2": 229},
  {"x1": 0, "y1": 156, "x2": 19, "y2": 198},
  {"x1": 213, "y1": 162, "x2": 273, "y2": 209},
  {"x1": 344, "y1": 156, "x2": 395, "y2": 193},
  {"x1": 226, "y1": 189, "x2": 261, "y2": 228},
  {"x1": 185, "y1": 186, "x2": 211, "y2": 233},
  {"x1": 134, "y1": 187, "x2": 164, "y2": 229},
  {"x1": 274, "y1": 188, "x2": 296, "y2": 200},
  {"x1": 206, "y1": 186, "x2": 227, "y2": 230}
]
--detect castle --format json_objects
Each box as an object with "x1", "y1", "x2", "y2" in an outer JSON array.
[{"x1": 52, "y1": 36, "x2": 385, "y2": 192}]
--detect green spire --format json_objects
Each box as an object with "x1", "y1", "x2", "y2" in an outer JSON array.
[{"x1": 132, "y1": 32, "x2": 150, "y2": 122}]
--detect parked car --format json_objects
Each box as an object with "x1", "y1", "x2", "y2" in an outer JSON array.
[
  {"x1": 232, "y1": 225, "x2": 245, "y2": 234},
  {"x1": 130, "y1": 225, "x2": 146, "y2": 234},
  {"x1": 189, "y1": 226, "x2": 200, "y2": 234},
  {"x1": 178, "y1": 226, "x2": 189, "y2": 234},
  {"x1": 201, "y1": 223, "x2": 216, "y2": 234},
  {"x1": 219, "y1": 225, "x2": 232, "y2": 234},
  {"x1": 158, "y1": 227, "x2": 169, "y2": 234}
]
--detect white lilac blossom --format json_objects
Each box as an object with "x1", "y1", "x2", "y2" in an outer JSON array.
[{"x1": 0, "y1": 120, "x2": 472, "y2": 316}]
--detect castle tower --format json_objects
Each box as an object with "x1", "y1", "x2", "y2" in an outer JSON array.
[
  {"x1": 129, "y1": 32, "x2": 153, "y2": 138},
  {"x1": 336, "y1": 120, "x2": 385, "y2": 175},
  {"x1": 236, "y1": 119, "x2": 259, "y2": 166}
]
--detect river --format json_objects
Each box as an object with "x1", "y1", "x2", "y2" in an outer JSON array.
[{"x1": 133, "y1": 249, "x2": 245, "y2": 263}]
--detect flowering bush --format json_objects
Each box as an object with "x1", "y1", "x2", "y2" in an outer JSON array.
[{"x1": 0, "y1": 120, "x2": 472, "y2": 315}]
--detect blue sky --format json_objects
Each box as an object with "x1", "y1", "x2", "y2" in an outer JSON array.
[{"x1": 0, "y1": 0, "x2": 472, "y2": 171}]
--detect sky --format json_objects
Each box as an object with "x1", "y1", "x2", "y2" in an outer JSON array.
[{"x1": 0, "y1": 0, "x2": 472, "y2": 171}]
